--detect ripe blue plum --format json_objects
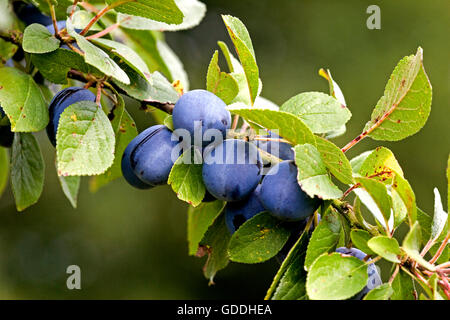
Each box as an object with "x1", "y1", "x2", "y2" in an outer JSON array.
[
  {"x1": 258, "y1": 161, "x2": 322, "y2": 221},
  {"x1": 121, "y1": 127, "x2": 159, "y2": 190},
  {"x1": 129, "y1": 125, "x2": 180, "y2": 186},
  {"x1": 172, "y1": 90, "x2": 231, "y2": 147},
  {"x1": 0, "y1": 126, "x2": 14, "y2": 148},
  {"x1": 202, "y1": 139, "x2": 262, "y2": 202},
  {"x1": 335, "y1": 247, "x2": 382, "y2": 299},
  {"x1": 225, "y1": 185, "x2": 265, "y2": 234},
  {"x1": 13, "y1": 2, "x2": 52, "y2": 26},
  {"x1": 254, "y1": 131, "x2": 294, "y2": 160},
  {"x1": 46, "y1": 87, "x2": 96, "y2": 146}
]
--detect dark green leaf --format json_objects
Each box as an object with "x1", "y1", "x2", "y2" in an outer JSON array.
[
  {"x1": 58, "y1": 175, "x2": 80, "y2": 208},
  {"x1": 391, "y1": 269, "x2": 416, "y2": 300},
  {"x1": 350, "y1": 229, "x2": 375, "y2": 256},
  {"x1": 10, "y1": 133, "x2": 44, "y2": 211},
  {"x1": 0, "y1": 147, "x2": 9, "y2": 197},
  {"x1": 206, "y1": 50, "x2": 239, "y2": 104},
  {"x1": 228, "y1": 212, "x2": 290, "y2": 264},
  {"x1": 188, "y1": 200, "x2": 225, "y2": 255}
]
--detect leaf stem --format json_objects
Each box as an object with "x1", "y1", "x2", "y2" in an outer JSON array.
[
  {"x1": 389, "y1": 264, "x2": 400, "y2": 284},
  {"x1": 429, "y1": 231, "x2": 450, "y2": 264},
  {"x1": 85, "y1": 22, "x2": 121, "y2": 40}
]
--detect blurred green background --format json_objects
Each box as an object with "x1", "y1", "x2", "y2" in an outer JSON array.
[{"x1": 0, "y1": 0, "x2": 448, "y2": 299}]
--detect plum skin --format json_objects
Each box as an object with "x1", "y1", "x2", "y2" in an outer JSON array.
[
  {"x1": 225, "y1": 185, "x2": 265, "y2": 234},
  {"x1": 13, "y1": 2, "x2": 52, "y2": 26},
  {"x1": 258, "y1": 160, "x2": 322, "y2": 221},
  {"x1": 46, "y1": 87, "x2": 96, "y2": 146},
  {"x1": 172, "y1": 90, "x2": 231, "y2": 147},
  {"x1": 335, "y1": 247, "x2": 383, "y2": 299},
  {"x1": 129, "y1": 125, "x2": 180, "y2": 186},
  {"x1": 121, "y1": 127, "x2": 160, "y2": 190},
  {"x1": 202, "y1": 139, "x2": 262, "y2": 202}
]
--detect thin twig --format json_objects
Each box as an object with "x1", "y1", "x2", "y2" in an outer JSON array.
[
  {"x1": 85, "y1": 23, "x2": 121, "y2": 40},
  {"x1": 429, "y1": 231, "x2": 450, "y2": 265}
]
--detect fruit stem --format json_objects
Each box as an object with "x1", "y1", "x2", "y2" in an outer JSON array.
[
  {"x1": 47, "y1": 0, "x2": 60, "y2": 39},
  {"x1": 231, "y1": 115, "x2": 239, "y2": 130}
]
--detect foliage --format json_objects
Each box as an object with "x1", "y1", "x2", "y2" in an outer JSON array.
[{"x1": 0, "y1": 0, "x2": 447, "y2": 300}]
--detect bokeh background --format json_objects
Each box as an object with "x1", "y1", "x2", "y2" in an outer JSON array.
[{"x1": 0, "y1": 0, "x2": 448, "y2": 299}]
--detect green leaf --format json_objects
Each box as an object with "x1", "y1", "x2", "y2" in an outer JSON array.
[
  {"x1": 114, "y1": 64, "x2": 179, "y2": 103},
  {"x1": 392, "y1": 174, "x2": 417, "y2": 226},
  {"x1": 228, "y1": 212, "x2": 290, "y2": 264},
  {"x1": 106, "y1": 0, "x2": 184, "y2": 24},
  {"x1": 350, "y1": 229, "x2": 376, "y2": 256},
  {"x1": 91, "y1": 38, "x2": 150, "y2": 79},
  {"x1": 32, "y1": 48, "x2": 100, "y2": 84},
  {"x1": 0, "y1": 147, "x2": 9, "y2": 197},
  {"x1": 365, "y1": 47, "x2": 432, "y2": 141},
  {"x1": 352, "y1": 147, "x2": 403, "y2": 180},
  {"x1": 367, "y1": 236, "x2": 402, "y2": 263},
  {"x1": 318, "y1": 68, "x2": 347, "y2": 106},
  {"x1": 0, "y1": 67, "x2": 48, "y2": 132},
  {"x1": 0, "y1": 38, "x2": 18, "y2": 63},
  {"x1": 118, "y1": 0, "x2": 206, "y2": 31},
  {"x1": 306, "y1": 252, "x2": 368, "y2": 300},
  {"x1": 272, "y1": 231, "x2": 310, "y2": 300},
  {"x1": 206, "y1": 50, "x2": 239, "y2": 104},
  {"x1": 217, "y1": 41, "x2": 241, "y2": 73},
  {"x1": 280, "y1": 92, "x2": 351, "y2": 134},
  {"x1": 354, "y1": 177, "x2": 393, "y2": 232},
  {"x1": 168, "y1": 147, "x2": 205, "y2": 207},
  {"x1": 363, "y1": 283, "x2": 394, "y2": 300},
  {"x1": 187, "y1": 200, "x2": 225, "y2": 256},
  {"x1": 22, "y1": 23, "x2": 60, "y2": 53},
  {"x1": 56, "y1": 101, "x2": 115, "y2": 176},
  {"x1": 222, "y1": 15, "x2": 259, "y2": 105},
  {"x1": 198, "y1": 213, "x2": 231, "y2": 284},
  {"x1": 431, "y1": 188, "x2": 448, "y2": 241},
  {"x1": 391, "y1": 269, "x2": 416, "y2": 300},
  {"x1": 305, "y1": 207, "x2": 344, "y2": 270},
  {"x1": 229, "y1": 109, "x2": 315, "y2": 146},
  {"x1": 417, "y1": 207, "x2": 432, "y2": 244},
  {"x1": 67, "y1": 20, "x2": 130, "y2": 84},
  {"x1": 156, "y1": 40, "x2": 189, "y2": 90},
  {"x1": 10, "y1": 133, "x2": 44, "y2": 212},
  {"x1": 90, "y1": 108, "x2": 138, "y2": 192},
  {"x1": 71, "y1": 10, "x2": 102, "y2": 31},
  {"x1": 58, "y1": 175, "x2": 80, "y2": 208},
  {"x1": 402, "y1": 222, "x2": 435, "y2": 271},
  {"x1": 314, "y1": 136, "x2": 353, "y2": 184},
  {"x1": 294, "y1": 144, "x2": 343, "y2": 200}
]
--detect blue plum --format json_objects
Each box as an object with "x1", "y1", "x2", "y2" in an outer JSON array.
[
  {"x1": 202, "y1": 139, "x2": 262, "y2": 202},
  {"x1": 335, "y1": 247, "x2": 383, "y2": 299},
  {"x1": 121, "y1": 127, "x2": 159, "y2": 190},
  {"x1": 258, "y1": 161, "x2": 322, "y2": 221},
  {"x1": 172, "y1": 90, "x2": 231, "y2": 147},
  {"x1": 254, "y1": 131, "x2": 294, "y2": 161},
  {"x1": 13, "y1": 2, "x2": 52, "y2": 26},
  {"x1": 130, "y1": 125, "x2": 180, "y2": 186},
  {"x1": 46, "y1": 87, "x2": 96, "y2": 146},
  {"x1": 225, "y1": 185, "x2": 265, "y2": 234}
]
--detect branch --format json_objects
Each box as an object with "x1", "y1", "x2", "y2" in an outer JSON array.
[{"x1": 429, "y1": 231, "x2": 450, "y2": 265}]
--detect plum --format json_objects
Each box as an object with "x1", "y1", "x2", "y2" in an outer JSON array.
[
  {"x1": 129, "y1": 125, "x2": 180, "y2": 186},
  {"x1": 13, "y1": 2, "x2": 52, "y2": 26},
  {"x1": 172, "y1": 90, "x2": 231, "y2": 147},
  {"x1": 258, "y1": 161, "x2": 322, "y2": 221},
  {"x1": 202, "y1": 139, "x2": 262, "y2": 202},
  {"x1": 225, "y1": 184, "x2": 265, "y2": 234},
  {"x1": 335, "y1": 247, "x2": 383, "y2": 299},
  {"x1": 46, "y1": 87, "x2": 96, "y2": 146}
]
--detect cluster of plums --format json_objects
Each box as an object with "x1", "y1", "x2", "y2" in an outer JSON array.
[{"x1": 121, "y1": 89, "x2": 322, "y2": 234}]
